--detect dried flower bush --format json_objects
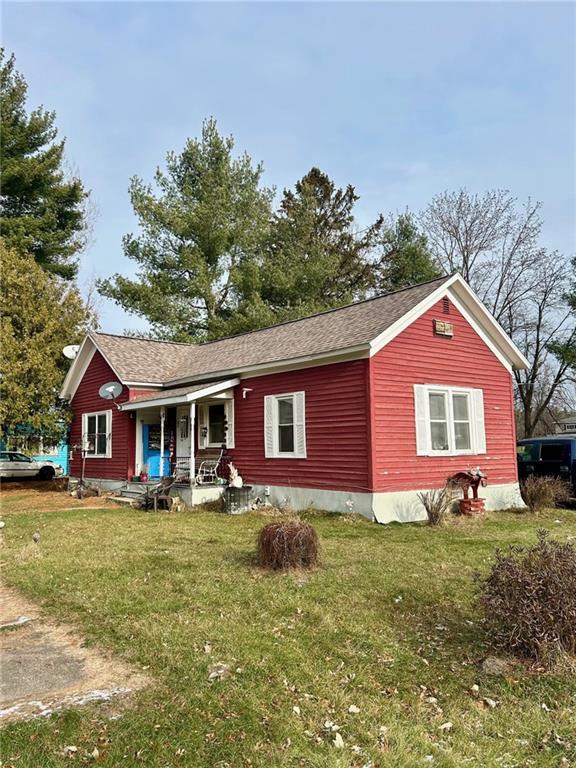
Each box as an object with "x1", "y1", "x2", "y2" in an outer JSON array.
[
  {"x1": 417, "y1": 485, "x2": 454, "y2": 526},
  {"x1": 476, "y1": 529, "x2": 576, "y2": 664},
  {"x1": 520, "y1": 475, "x2": 570, "y2": 513},
  {"x1": 257, "y1": 519, "x2": 319, "y2": 570}
]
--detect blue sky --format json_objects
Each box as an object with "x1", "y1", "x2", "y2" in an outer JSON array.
[{"x1": 4, "y1": 1, "x2": 575, "y2": 333}]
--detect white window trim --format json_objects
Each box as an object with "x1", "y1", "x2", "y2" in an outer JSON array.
[
  {"x1": 264, "y1": 391, "x2": 306, "y2": 459},
  {"x1": 82, "y1": 409, "x2": 112, "y2": 458},
  {"x1": 414, "y1": 385, "x2": 485, "y2": 457}
]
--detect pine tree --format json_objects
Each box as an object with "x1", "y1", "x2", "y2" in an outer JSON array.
[
  {"x1": 376, "y1": 213, "x2": 440, "y2": 292},
  {"x1": 259, "y1": 168, "x2": 386, "y2": 319},
  {"x1": 98, "y1": 119, "x2": 273, "y2": 341},
  {"x1": 0, "y1": 51, "x2": 88, "y2": 280}
]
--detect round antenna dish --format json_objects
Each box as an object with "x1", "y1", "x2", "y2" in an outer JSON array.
[
  {"x1": 98, "y1": 381, "x2": 123, "y2": 400},
  {"x1": 63, "y1": 344, "x2": 80, "y2": 360}
]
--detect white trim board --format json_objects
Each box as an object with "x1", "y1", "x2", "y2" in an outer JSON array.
[
  {"x1": 119, "y1": 379, "x2": 240, "y2": 411},
  {"x1": 166, "y1": 345, "x2": 371, "y2": 387},
  {"x1": 60, "y1": 334, "x2": 161, "y2": 401},
  {"x1": 368, "y1": 274, "x2": 528, "y2": 371}
]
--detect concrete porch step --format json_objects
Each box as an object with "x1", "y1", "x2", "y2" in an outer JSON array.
[
  {"x1": 118, "y1": 488, "x2": 148, "y2": 499},
  {"x1": 107, "y1": 496, "x2": 141, "y2": 507}
]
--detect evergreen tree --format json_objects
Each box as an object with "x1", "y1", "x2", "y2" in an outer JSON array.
[
  {"x1": 0, "y1": 51, "x2": 88, "y2": 279},
  {"x1": 0, "y1": 239, "x2": 89, "y2": 443},
  {"x1": 256, "y1": 168, "x2": 385, "y2": 321},
  {"x1": 98, "y1": 119, "x2": 273, "y2": 341},
  {"x1": 376, "y1": 213, "x2": 440, "y2": 292}
]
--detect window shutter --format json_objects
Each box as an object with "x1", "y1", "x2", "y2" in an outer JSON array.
[
  {"x1": 472, "y1": 389, "x2": 486, "y2": 454},
  {"x1": 264, "y1": 396, "x2": 275, "y2": 457},
  {"x1": 225, "y1": 400, "x2": 235, "y2": 449},
  {"x1": 413, "y1": 385, "x2": 429, "y2": 456},
  {"x1": 294, "y1": 391, "x2": 307, "y2": 458},
  {"x1": 198, "y1": 404, "x2": 208, "y2": 449}
]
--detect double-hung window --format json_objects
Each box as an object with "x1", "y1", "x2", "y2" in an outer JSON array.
[
  {"x1": 82, "y1": 410, "x2": 112, "y2": 458},
  {"x1": 264, "y1": 392, "x2": 306, "y2": 458},
  {"x1": 414, "y1": 385, "x2": 485, "y2": 456}
]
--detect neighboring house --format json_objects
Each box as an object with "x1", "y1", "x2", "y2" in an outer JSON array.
[
  {"x1": 31, "y1": 442, "x2": 69, "y2": 474},
  {"x1": 60, "y1": 274, "x2": 528, "y2": 523},
  {"x1": 555, "y1": 415, "x2": 576, "y2": 435},
  {"x1": 0, "y1": 434, "x2": 69, "y2": 475}
]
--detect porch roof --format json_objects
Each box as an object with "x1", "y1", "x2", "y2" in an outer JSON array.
[{"x1": 119, "y1": 378, "x2": 239, "y2": 411}]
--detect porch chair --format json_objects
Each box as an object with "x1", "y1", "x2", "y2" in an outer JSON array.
[
  {"x1": 195, "y1": 447, "x2": 224, "y2": 485},
  {"x1": 142, "y1": 475, "x2": 177, "y2": 512}
]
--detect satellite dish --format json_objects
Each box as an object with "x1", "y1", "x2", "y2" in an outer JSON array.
[
  {"x1": 63, "y1": 344, "x2": 80, "y2": 360},
  {"x1": 98, "y1": 381, "x2": 123, "y2": 400}
]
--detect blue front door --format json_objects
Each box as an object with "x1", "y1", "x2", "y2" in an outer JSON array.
[{"x1": 142, "y1": 424, "x2": 170, "y2": 477}]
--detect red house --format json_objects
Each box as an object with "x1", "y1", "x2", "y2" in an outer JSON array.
[{"x1": 60, "y1": 275, "x2": 528, "y2": 522}]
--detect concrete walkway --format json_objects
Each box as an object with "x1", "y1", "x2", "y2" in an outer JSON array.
[{"x1": 0, "y1": 583, "x2": 147, "y2": 722}]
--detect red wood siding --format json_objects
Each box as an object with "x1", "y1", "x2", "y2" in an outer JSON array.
[
  {"x1": 229, "y1": 359, "x2": 371, "y2": 493},
  {"x1": 369, "y1": 298, "x2": 518, "y2": 492},
  {"x1": 69, "y1": 351, "x2": 135, "y2": 480}
]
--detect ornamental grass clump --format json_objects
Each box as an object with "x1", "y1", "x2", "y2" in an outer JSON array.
[
  {"x1": 476, "y1": 529, "x2": 576, "y2": 665},
  {"x1": 520, "y1": 475, "x2": 570, "y2": 513},
  {"x1": 417, "y1": 485, "x2": 454, "y2": 526},
  {"x1": 257, "y1": 519, "x2": 319, "y2": 570}
]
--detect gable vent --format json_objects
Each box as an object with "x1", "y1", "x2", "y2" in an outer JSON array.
[{"x1": 442, "y1": 297, "x2": 450, "y2": 314}]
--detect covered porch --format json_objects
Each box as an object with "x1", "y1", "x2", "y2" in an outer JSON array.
[{"x1": 119, "y1": 378, "x2": 239, "y2": 492}]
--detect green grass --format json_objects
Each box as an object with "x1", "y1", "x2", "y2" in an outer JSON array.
[{"x1": 1, "y1": 493, "x2": 576, "y2": 767}]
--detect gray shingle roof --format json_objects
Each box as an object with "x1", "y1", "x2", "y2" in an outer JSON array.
[
  {"x1": 91, "y1": 334, "x2": 194, "y2": 384},
  {"x1": 93, "y1": 276, "x2": 451, "y2": 386},
  {"x1": 127, "y1": 381, "x2": 231, "y2": 404}
]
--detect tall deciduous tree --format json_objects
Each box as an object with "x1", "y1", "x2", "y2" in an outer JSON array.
[
  {"x1": 98, "y1": 119, "x2": 273, "y2": 341},
  {"x1": 421, "y1": 189, "x2": 575, "y2": 436},
  {"x1": 0, "y1": 240, "x2": 89, "y2": 443},
  {"x1": 549, "y1": 255, "x2": 576, "y2": 378},
  {"x1": 0, "y1": 50, "x2": 88, "y2": 280}
]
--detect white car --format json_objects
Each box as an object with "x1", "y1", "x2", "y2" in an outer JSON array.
[{"x1": 0, "y1": 451, "x2": 64, "y2": 481}]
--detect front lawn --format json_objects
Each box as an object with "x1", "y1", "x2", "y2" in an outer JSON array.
[{"x1": 1, "y1": 490, "x2": 575, "y2": 767}]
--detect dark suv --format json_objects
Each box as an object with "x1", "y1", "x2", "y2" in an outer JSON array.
[{"x1": 517, "y1": 436, "x2": 576, "y2": 495}]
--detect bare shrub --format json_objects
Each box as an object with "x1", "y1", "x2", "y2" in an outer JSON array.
[
  {"x1": 257, "y1": 519, "x2": 319, "y2": 570},
  {"x1": 520, "y1": 475, "x2": 570, "y2": 513},
  {"x1": 476, "y1": 529, "x2": 576, "y2": 664},
  {"x1": 417, "y1": 485, "x2": 454, "y2": 526}
]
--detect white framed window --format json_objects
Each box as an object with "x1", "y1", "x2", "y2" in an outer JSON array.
[
  {"x1": 82, "y1": 410, "x2": 112, "y2": 458},
  {"x1": 414, "y1": 385, "x2": 486, "y2": 456},
  {"x1": 264, "y1": 392, "x2": 306, "y2": 459}
]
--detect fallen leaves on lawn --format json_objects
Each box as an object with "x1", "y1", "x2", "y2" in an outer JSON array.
[{"x1": 208, "y1": 663, "x2": 231, "y2": 681}]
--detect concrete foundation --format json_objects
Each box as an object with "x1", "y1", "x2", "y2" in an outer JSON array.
[
  {"x1": 72, "y1": 477, "x2": 525, "y2": 524},
  {"x1": 249, "y1": 481, "x2": 525, "y2": 524}
]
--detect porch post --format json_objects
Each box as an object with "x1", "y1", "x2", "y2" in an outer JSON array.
[
  {"x1": 160, "y1": 407, "x2": 165, "y2": 478},
  {"x1": 189, "y1": 402, "x2": 195, "y2": 488}
]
